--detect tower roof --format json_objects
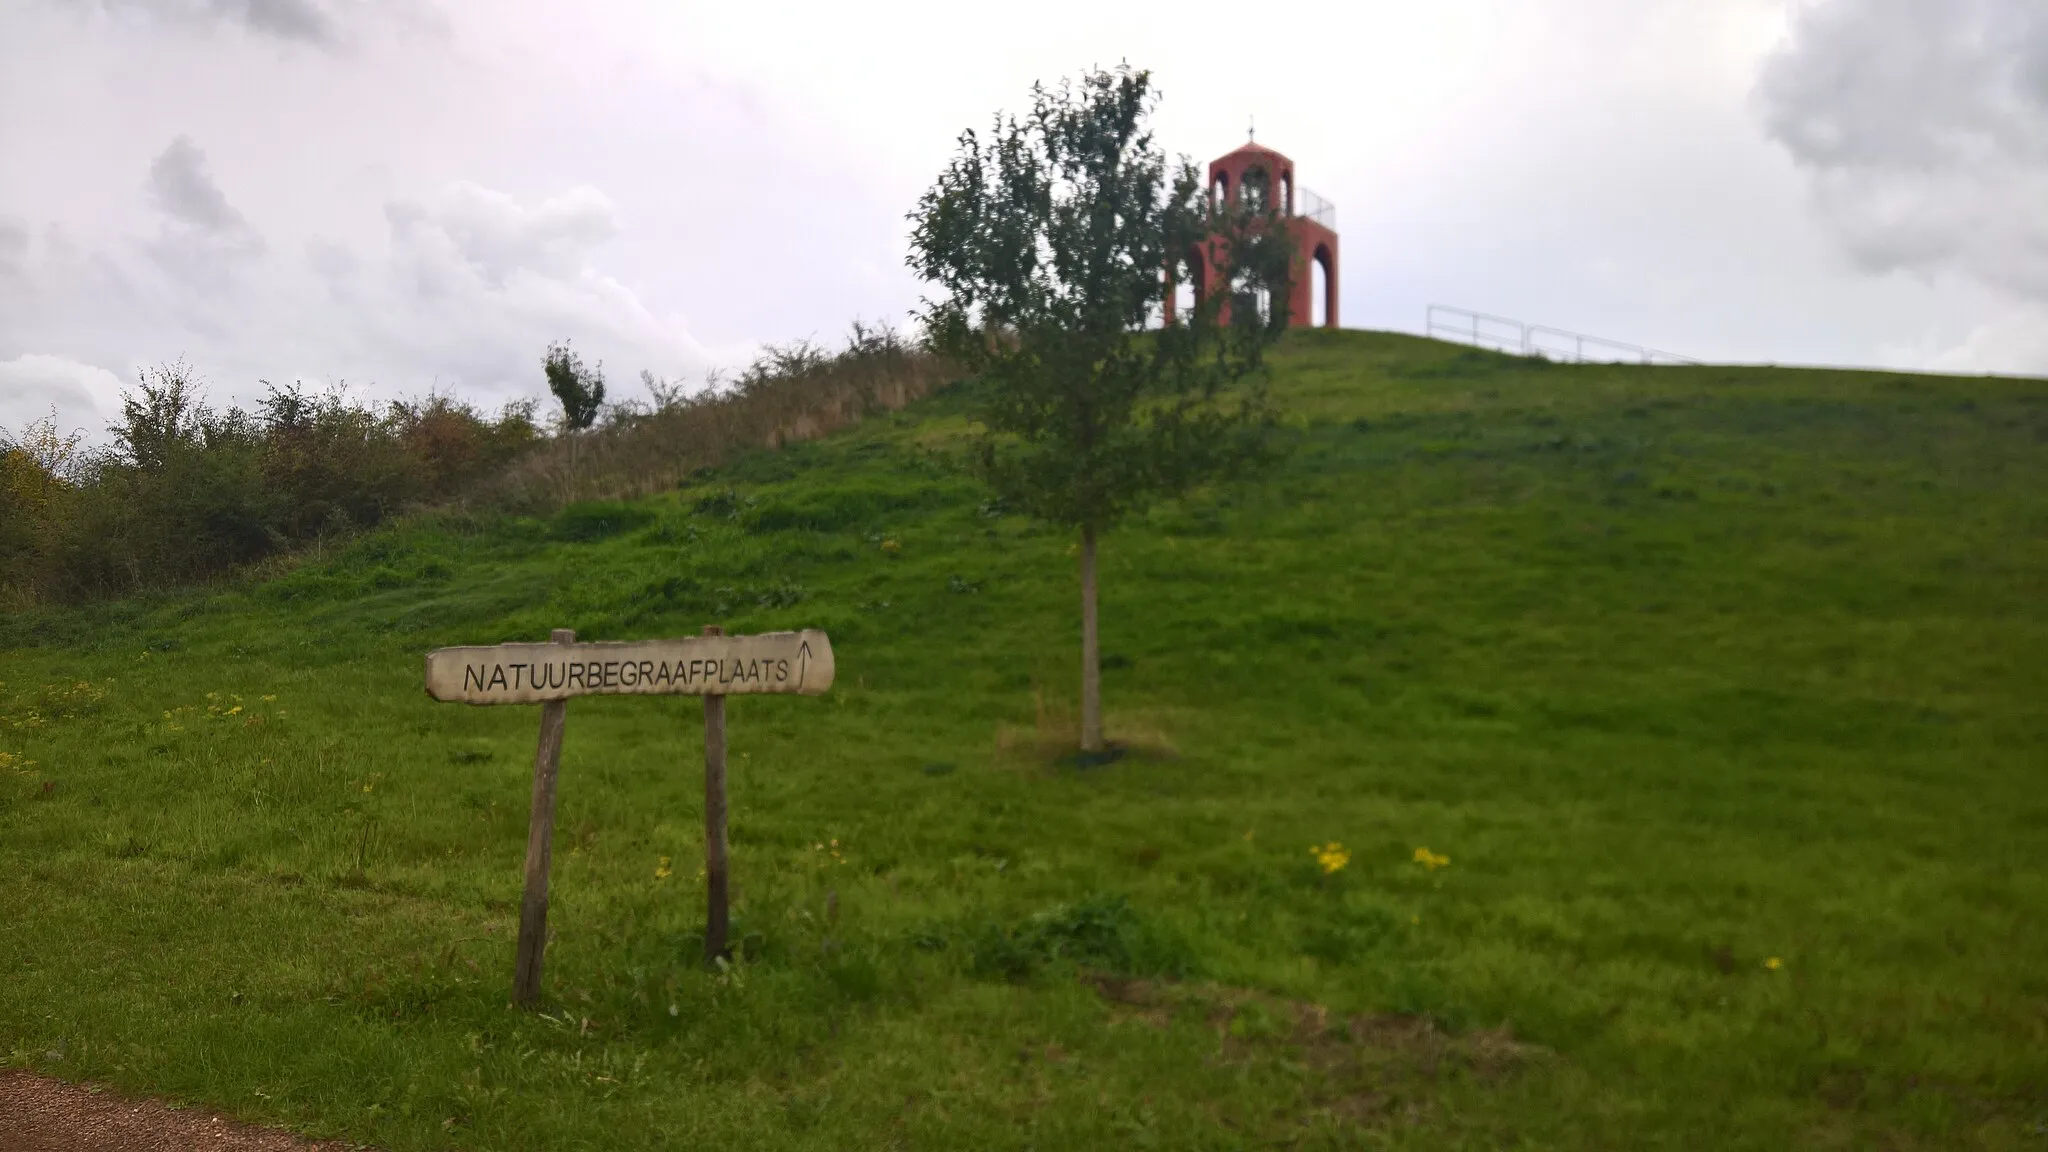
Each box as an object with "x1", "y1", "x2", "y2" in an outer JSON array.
[{"x1": 1213, "y1": 140, "x2": 1291, "y2": 167}]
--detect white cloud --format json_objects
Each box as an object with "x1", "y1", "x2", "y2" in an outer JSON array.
[
  {"x1": 0, "y1": 354, "x2": 127, "y2": 437},
  {"x1": 1889, "y1": 305, "x2": 2048, "y2": 377},
  {"x1": 218, "y1": 0, "x2": 336, "y2": 43},
  {"x1": 0, "y1": 144, "x2": 716, "y2": 431},
  {"x1": 1758, "y1": 0, "x2": 2048, "y2": 372},
  {"x1": 1, "y1": 2, "x2": 850, "y2": 430},
  {"x1": 147, "y1": 134, "x2": 254, "y2": 234},
  {"x1": 313, "y1": 180, "x2": 713, "y2": 397},
  {"x1": 57, "y1": 0, "x2": 440, "y2": 50},
  {"x1": 0, "y1": 217, "x2": 26, "y2": 278},
  {"x1": 6, "y1": 0, "x2": 2041, "y2": 411},
  {"x1": 143, "y1": 135, "x2": 266, "y2": 298},
  {"x1": 384, "y1": 182, "x2": 619, "y2": 287}
]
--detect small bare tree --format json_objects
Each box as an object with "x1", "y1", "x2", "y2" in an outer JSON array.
[{"x1": 641, "y1": 369, "x2": 691, "y2": 414}]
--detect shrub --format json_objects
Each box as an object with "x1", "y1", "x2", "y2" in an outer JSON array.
[
  {"x1": 3, "y1": 365, "x2": 537, "y2": 602},
  {"x1": 968, "y1": 893, "x2": 1197, "y2": 982},
  {"x1": 543, "y1": 341, "x2": 606, "y2": 431},
  {"x1": 2, "y1": 322, "x2": 953, "y2": 604},
  {"x1": 553, "y1": 501, "x2": 657, "y2": 542}
]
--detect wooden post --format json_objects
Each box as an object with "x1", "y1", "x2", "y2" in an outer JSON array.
[
  {"x1": 701, "y1": 624, "x2": 730, "y2": 965},
  {"x1": 512, "y1": 627, "x2": 574, "y2": 1008},
  {"x1": 1079, "y1": 525, "x2": 1102, "y2": 753}
]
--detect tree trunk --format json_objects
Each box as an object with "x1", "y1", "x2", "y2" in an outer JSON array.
[{"x1": 1079, "y1": 524, "x2": 1103, "y2": 753}]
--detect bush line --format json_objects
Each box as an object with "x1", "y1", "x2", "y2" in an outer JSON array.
[{"x1": 0, "y1": 322, "x2": 953, "y2": 604}]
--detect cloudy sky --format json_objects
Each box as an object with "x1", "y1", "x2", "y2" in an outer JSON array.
[{"x1": 2, "y1": 0, "x2": 2042, "y2": 435}]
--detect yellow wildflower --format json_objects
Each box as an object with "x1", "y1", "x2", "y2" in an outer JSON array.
[
  {"x1": 1309, "y1": 842, "x2": 1350, "y2": 875},
  {"x1": 655, "y1": 855, "x2": 673, "y2": 880},
  {"x1": 881, "y1": 538, "x2": 901, "y2": 554},
  {"x1": 1764, "y1": 956, "x2": 1783, "y2": 971},
  {"x1": 1413, "y1": 847, "x2": 1450, "y2": 871}
]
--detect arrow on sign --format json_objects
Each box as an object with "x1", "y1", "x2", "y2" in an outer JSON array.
[{"x1": 797, "y1": 639, "x2": 813, "y2": 689}]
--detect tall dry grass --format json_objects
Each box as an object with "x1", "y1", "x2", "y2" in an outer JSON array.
[{"x1": 477, "y1": 322, "x2": 955, "y2": 512}]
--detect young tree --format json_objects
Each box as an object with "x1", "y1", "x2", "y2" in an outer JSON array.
[
  {"x1": 1, "y1": 411, "x2": 89, "y2": 579},
  {"x1": 908, "y1": 64, "x2": 1294, "y2": 753},
  {"x1": 114, "y1": 361, "x2": 206, "y2": 471},
  {"x1": 544, "y1": 340, "x2": 606, "y2": 431}
]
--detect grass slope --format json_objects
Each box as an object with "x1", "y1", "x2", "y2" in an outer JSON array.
[{"x1": 2, "y1": 331, "x2": 2045, "y2": 1150}]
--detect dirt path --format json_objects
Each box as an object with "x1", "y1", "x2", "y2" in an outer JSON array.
[{"x1": 0, "y1": 1071, "x2": 378, "y2": 1152}]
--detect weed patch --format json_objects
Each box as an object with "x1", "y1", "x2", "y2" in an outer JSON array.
[{"x1": 968, "y1": 893, "x2": 1197, "y2": 982}]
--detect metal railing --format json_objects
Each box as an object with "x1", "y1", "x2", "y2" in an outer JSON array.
[
  {"x1": 1425, "y1": 304, "x2": 1698, "y2": 365},
  {"x1": 1297, "y1": 187, "x2": 1335, "y2": 228}
]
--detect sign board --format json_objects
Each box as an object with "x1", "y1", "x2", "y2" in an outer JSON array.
[
  {"x1": 424, "y1": 625, "x2": 834, "y2": 1008},
  {"x1": 425, "y1": 630, "x2": 833, "y2": 705}
]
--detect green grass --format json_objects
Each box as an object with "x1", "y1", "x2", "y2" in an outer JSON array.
[{"x1": 3, "y1": 330, "x2": 2045, "y2": 1149}]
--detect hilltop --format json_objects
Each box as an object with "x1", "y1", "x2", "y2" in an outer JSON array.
[{"x1": 2, "y1": 330, "x2": 2044, "y2": 1149}]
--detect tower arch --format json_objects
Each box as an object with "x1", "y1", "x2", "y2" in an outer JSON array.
[{"x1": 1204, "y1": 139, "x2": 1339, "y2": 330}]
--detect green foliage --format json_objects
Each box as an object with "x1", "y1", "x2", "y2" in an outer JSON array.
[
  {"x1": 690, "y1": 487, "x2": 754, "y2": 520},
  {"x1": 907, "y1": 65, "x2": 1290, "y2": 534},
  {"x1": 908, "y1": 65, "x2": 1295, "y2": 749},
  {"x1": 1, "y1": 330, "x2": 947, "y2": 605},
  {"x1": 742, "y1": 480, "x2": 960, "y2": 534},
  {"x1": 0, "y1": 413, "x2": 89, "y2": 581},
  {"x1": 1, "y1": 332, "x2": 2045, "y2": 1148},
  {"x1": 543, "y1": 340, "x2": 606, "y2": 431},
  {"x1": 0, "y1": 365, "x2": 539, "y2": 603},
  {"x1": 969, "y1": 893, "x2": 1196, "y2": 982},
  {"x1": 552, "y1": 501, "x2": 657, "y2": 543}
]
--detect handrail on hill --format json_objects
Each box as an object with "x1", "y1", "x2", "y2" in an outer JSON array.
[
  {"x1": 1297, "y1": 187, "x2": 1336, "y2": 229},
  {"x1": 1425, "y1": 304, "x2": 1698, "y2": 365}
]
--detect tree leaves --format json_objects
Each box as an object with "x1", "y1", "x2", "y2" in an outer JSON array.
[
  {"x1": 544, "y1": 341, "x2": 607, "y2": 432},
  {"x1": 907, "y1": 65, "x2": 1291, "y2": 533}
]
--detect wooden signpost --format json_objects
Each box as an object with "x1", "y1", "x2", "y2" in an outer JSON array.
[{"x1": 424, "y1": 627, "x2": 834, "y2": 1008}]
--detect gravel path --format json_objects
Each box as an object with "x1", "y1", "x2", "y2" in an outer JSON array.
[{"x1": 0, "y1": 1071, "x2": 378, "y2": 1151}]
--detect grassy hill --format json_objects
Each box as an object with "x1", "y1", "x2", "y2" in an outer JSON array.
[{"x1": 2, "y1": 330, "x2": 2044, "y2": 1149}]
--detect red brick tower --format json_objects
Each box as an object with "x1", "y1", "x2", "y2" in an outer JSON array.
[{"x1": 1167, "y1": 139, "x2": 1339, "y2": 329}]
